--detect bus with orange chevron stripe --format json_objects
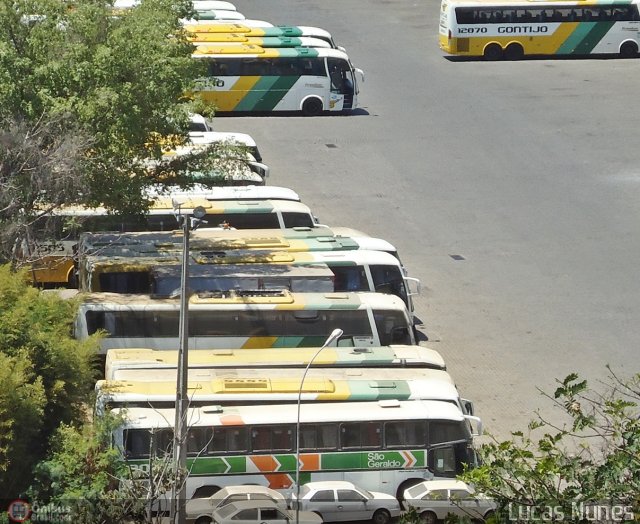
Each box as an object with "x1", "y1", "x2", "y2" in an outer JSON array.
[{"x1": 115, "y1": 400, "x2": 480, "y2": 501}]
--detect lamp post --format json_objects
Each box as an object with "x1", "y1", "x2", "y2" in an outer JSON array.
[
  {"x1": 170, "y1": 203, "x2": 207, "y2": 524},
  {"x1": 295, "y1": 328, "x2": 343, "y2": 523}
]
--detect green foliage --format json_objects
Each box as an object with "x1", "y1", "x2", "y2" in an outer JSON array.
[
  {"x1": 0, "y1": 265, "x2": 100, "y2": 496},
  {"x1": 0, "y1": 0, "x2": 225, "y2": 263},
  {"x1": 462, "y1": 370, "x2": 640, "y2": 523},
  {"x1": 399, "y1": 506, "x2": 421, "y2": 524},
  {"x1": 31, "y1": 411, "x2": 176, "y2": 523}
]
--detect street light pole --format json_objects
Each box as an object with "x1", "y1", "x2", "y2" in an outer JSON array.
[
  {"x1": 295, "y1": 328, "x2": 343, "y2": 524},
  {"x1": 170, "y1": 204, "x2": 206, "y2": 524}
]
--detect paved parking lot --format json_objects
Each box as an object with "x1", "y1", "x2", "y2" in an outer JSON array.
[{"x1": 216, "y1": 0, "x2": 640, "y2": 440}]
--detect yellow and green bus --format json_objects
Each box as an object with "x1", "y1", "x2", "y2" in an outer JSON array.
[
  {"x1": 439, "y1": 0, "x2": 640, "y2": 59},
  {"x1": 192, "y1": 45, "x2": 363, "y2": 116},
  {"x1": 74, "y1": 290, "x2": 416, "y2": 353}
]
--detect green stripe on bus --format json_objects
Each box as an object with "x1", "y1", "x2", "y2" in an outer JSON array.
[
  {"x1": 556, "y1": 23, "x2": 596, "y2": 54},
  {"x1": 253, "y1": 76, "x2": 300, "y2": 111},
  {"x1": 142, "y1": 450, "x2": 428, "y2": 476},
  {"x1": 234, "y1": 76, "x2": 282, "y2": 111},
  {"x1": 321, "y1": 450, "x2": 425, "y2": 470},
  {"x1": 572, "y1": 21, "x2": 616, "y2": 54}
]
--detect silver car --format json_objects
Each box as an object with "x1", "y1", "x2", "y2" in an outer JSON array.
[
  {"x1": 209, "y1": 500, "x2": 322, "y2": 524},
  {"x1": 186, "y1": 485, "x2": 288, "y2": 524},
  {"x1": 291, "y1": 480, "x2": 401, "y2": 524},
  {"x1": 402, "y1": 480, "x2": 496, "y2": 524}
]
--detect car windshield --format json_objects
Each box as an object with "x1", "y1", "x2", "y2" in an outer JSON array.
[
  {"x1": 358, "y1": 488, "x2": 374, "y2": 499},
  {"x1": 298, "y1": 485, "x2": 312, "y2": 498},
  {"x1": 406, "y1": 484, "x2": 426, "y2": 498}
]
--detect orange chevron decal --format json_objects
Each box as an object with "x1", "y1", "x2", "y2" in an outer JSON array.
[
  {"x1": 251, "y1": 455, "x2": 279, "y2": 472},
  {"x1": 401, "y1": 451, "x2": 417, "y2": 467},
  {"x1": 300, "y1": 453, "x2": 320, "y2": 471},
  {"x1": 220, "y1": 414, "x2": 244, "y2": 426},
  {"x1": 265, "y1": 473, "x2": 293, "y2": 489}
]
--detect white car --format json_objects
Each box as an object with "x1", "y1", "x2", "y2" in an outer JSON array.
[
  {"x1": 186, "y1": 485, "x2": 287, "y2": 524},
  {"x1": 291, "y1": 481, "x2": 401, "y2": 524},
  {"x1": 402, "y1": 480, "x2": 496, "y2": 524},
  {"x1": 208, "y1": 500, "x2": 322, "y2": 524}
]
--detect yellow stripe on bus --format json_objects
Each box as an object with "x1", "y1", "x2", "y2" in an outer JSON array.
[
  {"x1": 241, "y1": 337, "x2": 278, "y2": 349},
  {"x1": 200, "y1": 76, "x2": 261, "y2": 111}
]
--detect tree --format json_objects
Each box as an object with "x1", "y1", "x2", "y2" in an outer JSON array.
[
  {"x1": 0, "y1": 265, "x2": 100, "y2": 497},
  {"x1": 30, "y1": 412, "x2": 173, "y2": 524},
  {"x1": 0, "y1": 0, "x2": 229, "y2": 265},
  {"x1": 462, "y1": 370, "x2": 640, "y2": 523}
]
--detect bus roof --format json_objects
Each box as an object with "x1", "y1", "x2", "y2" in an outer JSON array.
[
  {"x1": 106, "y1": 366, "x2": 454, "y2": 384},
  {"x1": 145, "y1": 185, "x2": 301, "y2": 202},
  {"x1": 191, "y1": 36, "x2": 332, "y2": 49},
  {"x1": 441, "y1": 0, "x2": 637, "y2": 5},
  {"x1": 183, "y1": 19, "x2": 274, "y2": 28},
  {"x1": 57, "y1": 198, "x2": 312, "y2": 217},
  {"x1": 184, "y1": 23, "x2": 332, "y2": 41},
  {"x1": 79, "y1": 290, "x2": 409, "y2": 309},
  {"x1": 97, "y1": 376, "x2": 459, "y2": 406},
  {"x1": 114, "y1": 399, "x2": 466, "y2": 428},
  {"x1": 192, "y1": 45, "x2": 351, "y2": 60},
  {"x1": 78, "y1": 228, "x2": 397, "y2": 257},
  {"x1": 81, "y1": 249, "x2": 403, "y2": 273},
  {"x1": 104, "y1": 346, "x2": 446, "y2": 377}
]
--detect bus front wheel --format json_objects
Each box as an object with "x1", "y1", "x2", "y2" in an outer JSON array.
[
  {"x1": 302, "y1": 97, "x2": 324, "y2": 116},
  {"x1": 620, "y1": 41, "x2": 638, "y2": 58},
  {"x1": 505, "y1": 43, "x2": 524, "y2": 60},
  {"x1": 483, "y1": 43, "x2": 503, "y2": 61}
]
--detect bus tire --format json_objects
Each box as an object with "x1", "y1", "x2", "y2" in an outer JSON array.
[
  {"x1": 505, "y1": 43, "x2": 524, "y2": 60},
  {"x1": 421, "y1": 511, "x2": 438, "y2": 524},
  {"x1": 302, "y1": 97, "x2": 324, "y2": 116},
  {"x1": 620, "y1": 41, "x2": 638, "y2": 58},
  {"x1": 483, "y1": 43, "x2": 503, "y2": 61},
  {"x1": 195, "y1": 518, "x2": 212, "y2": 524}
]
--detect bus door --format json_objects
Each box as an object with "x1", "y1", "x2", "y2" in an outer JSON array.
[{"x1": 327, "y1": 57, "x2": 355, "y2": 110}]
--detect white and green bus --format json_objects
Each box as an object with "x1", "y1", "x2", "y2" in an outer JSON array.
[
  {"x1": 192, "y1": 45, "x2": 363, "y2": 116},
  {"x1": 439, "y1": 0, "x2": 640, "y2": 60},
  {"x1": 78, "y1": 249, "x2": 420, "y2": 314},
  {"x1": 104, "y1": 346, "x2": 447, "y2": 380},
  {"x1": 115, "y1": 400, "x2": 480, "y2": 500},
  {"x1": 74, "y1": 290, "x2": 416, "y2": 353}
]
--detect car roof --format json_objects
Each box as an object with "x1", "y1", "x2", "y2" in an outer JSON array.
[
  {"x1": 417, "y1": 480, "x2": 472, "y2": 491},
  {"x1": 217, "y1": 499, "x2": 284, "y2": 511},
  {"x1": 213, "y1": 485, "x2": 283, "y2": 497},
  {"x1": 303, "y1": 480, "x2": 359, "y2": 490}
]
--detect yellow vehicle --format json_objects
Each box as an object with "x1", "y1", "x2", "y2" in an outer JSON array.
[{"x1": 439, "y1": 0, "x2": 640, "y2": 60}]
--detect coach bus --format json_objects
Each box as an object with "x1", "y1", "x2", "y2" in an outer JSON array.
[
  {"x1": 192, "y1": 45, "x2": 363, "y2": 116},
  {"x1": 115, "y1": 400, "x2": 479, "y2": 500},
  {"x1": 439, "y1": 0, "x2": 640, "y2": 59},
  {"x1": 78, "y1": 249, "x2": 419, "y2": 313},
  {"x1": 74, "y1": 290, "x2": 416, "y2": 353},
  {"x1": 104, "y1": 346, "x2": 447, "y2": 380}
]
